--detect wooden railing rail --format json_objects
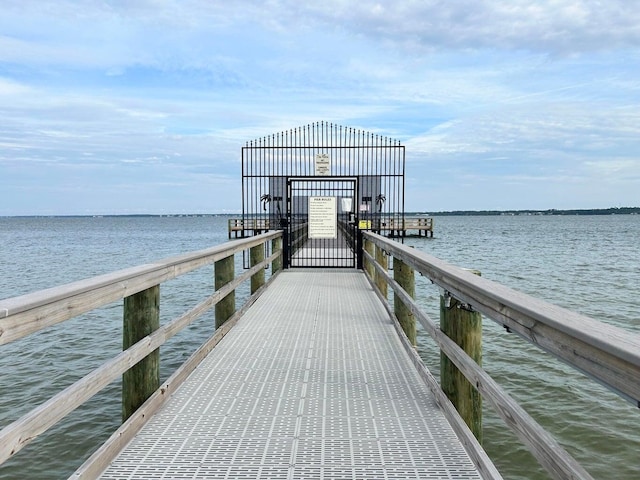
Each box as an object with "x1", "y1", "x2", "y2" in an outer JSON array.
[
  {"x1": 362, "y1": 231, "x2": 640, "y2": 480},
  {"x1": 0, "y1": 231, "x2": 283, "y2": 467},
  {"x1": 362, "y1": 232, "x2": 640, "y2": 404},
  {"x1": 0, "y1": 232, "x2": 280, "y2": 345},
  {"x1": 227, "y1": 218, "x2": 271, "y2": 238}
]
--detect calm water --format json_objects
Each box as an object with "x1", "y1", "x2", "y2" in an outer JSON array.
[{"x1": 0, "y1": 215, "x2": 638, "y2": 479}]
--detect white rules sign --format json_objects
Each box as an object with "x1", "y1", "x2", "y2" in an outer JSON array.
[{"x1": 308, "y1": 196, "x2": 337, "y2": 239}]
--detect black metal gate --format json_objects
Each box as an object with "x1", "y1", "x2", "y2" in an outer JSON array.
[
  {"x1": 287, "y1": 178, "x2": 357, "y2": 268},
  {"x1": 241, "y1": 121, "x2": 405, "y2": 269}
]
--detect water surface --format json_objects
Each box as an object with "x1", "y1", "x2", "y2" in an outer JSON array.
[{"x1": 1, "y1": 215, "x2": 638, "y2": 479}]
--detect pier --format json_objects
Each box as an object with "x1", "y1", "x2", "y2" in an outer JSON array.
[
  {"x1": 1, "y1": 230, "x2": 639, "y2": 479},
  {"x1": 94, "y1": 269, "x2": 487, "y2": 479},
  {"x1": 1, "y1": 122, "x2": 639, "y2": 479}
]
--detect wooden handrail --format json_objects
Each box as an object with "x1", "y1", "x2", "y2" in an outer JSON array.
[
  {"x1": 0, "y1": 231, "x2": 281, "y2": 345},
  {"x1": 362, "y1": 231, "x2": 640, "y2": 480},
  {"x1": 363, "y1": 231, "x2": 640, "y2": 405},
  {"x1": 0, "y1": 231, "x2": 283, "y2": 467},
  {"x1": 363, "y1": 247, "x2": 592, "y2": 480}
]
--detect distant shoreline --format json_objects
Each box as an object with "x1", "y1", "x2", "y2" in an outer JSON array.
[
  {"x1": 422, "y1": 207, "x2": 640, "y2": 216},
  {"x1": 2, "y1": 207, "x2": 639, "y2": 218}
]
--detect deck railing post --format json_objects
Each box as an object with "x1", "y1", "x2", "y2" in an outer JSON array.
[
  {"x1": 394, "y1": 257, "x2": 416, "y2": 345},
  {"x1": 215, "y1": 255, "x2": 235, "y2": 329},
  {"x1": 375, "y1": 245, "x2": 388, "y2": 298},
  {"x1": 440, "y1": 271, "x2": 483, "y2": 443},
  {"x1": 272, "y1": 236, "x2": 282, "y2": 273},
  {"x1": 363, "y1": 237, "x2": 375, "y2": 279},
  {"x1": 283, "y1": 227, "x2": 290, "y2": 269},
  {"x1": 250, "y1": 243, "x2": 265, "y2": 294},
  {"x1": 122, "y1": 285, "x2": 160, "y2": 422},
  {"x1": 356, "y1": 229, "x2": 364, "y2": 270}
]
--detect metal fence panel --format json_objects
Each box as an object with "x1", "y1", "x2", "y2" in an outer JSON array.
[{"x1": 241, "y1": 121, "x2": 405, "y2": 268}]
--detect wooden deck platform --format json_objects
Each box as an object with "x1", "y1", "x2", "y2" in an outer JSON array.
[
  {"x1": 97, "y1": 271, "x2": 487, "y2": 479},
  {"x1": 383, "y1": 216, "x2": 434, "y2": 237},
  {"x1": 228, "y1": 218, "x2": 271, "y2": 238}
]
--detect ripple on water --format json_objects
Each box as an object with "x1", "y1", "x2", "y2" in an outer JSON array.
[{"x1": 1, "y1": 215, "x2": 639, "y2": 479}]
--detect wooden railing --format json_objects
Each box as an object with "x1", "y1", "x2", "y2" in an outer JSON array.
[
  {"x1": 229, "y1": 216, "x2": 435, "y2": 239},
  {"x1": 385, "y1": 216, "x2": 433, "y2": 235},
  {"x1": 227, "y1": 218, "x2": 271, "y2": 238},
  {"x1": 4, "y1": 228, "x2": 638, "y2": 478},
  {"x1": 288, "y1": 219, "x2": 309, "y2": 255},
  {"x1": 359, "y1": 216, "x2": 434, "y2": 237},
  {"x1": 362, "y1": 231, "x2": 640, "y2": 480},
  {"x1": 0, "y1": 231, "x2": 283, "y2": 472}
]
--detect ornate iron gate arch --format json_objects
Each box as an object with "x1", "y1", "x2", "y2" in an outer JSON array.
[{"x1": 241, "y1": 121, "x2": 405, "y2": 268}]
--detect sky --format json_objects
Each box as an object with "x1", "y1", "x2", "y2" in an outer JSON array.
[{"x1": 1, "y1": 0, "x2": 639, "y2": 215}]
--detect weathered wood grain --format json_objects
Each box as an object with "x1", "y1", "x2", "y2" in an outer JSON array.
[
  {"x1": 364, "y1": 231, "x2": 640, "y2": 405},
  {"x1": 0, "y1": 238, "x2": 282, "y2": 465},
  {"x1": 69, "y1": 271, "x2": 280, "y2": 479},
  {"x1": 440, "y1": 286, "x2": 483, "y2": 443},
  {"x1": 122, "y1": 285, "x2": 160, "y2": 422},
  {"x1": 0, "y1": 231, "x2": 281, "y2": 345},
  {"x1": 364, "y1": 252, "x2": 595, "y2": 480}
]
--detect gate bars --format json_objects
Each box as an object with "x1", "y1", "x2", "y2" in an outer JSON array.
[
  {"x1": 241, "y1": 121, "x2": 405, "y2": 268},
  {"x1": 287, "y1": 178, "x2": 358, "y2": 268}
]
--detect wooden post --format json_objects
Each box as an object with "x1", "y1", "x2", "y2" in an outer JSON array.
[
  {"x1": 440, "y1": 272, "x2": 482, "y2": 442},
  {"x1": 375, "y1": 245, "x2": 388, "y2": 299},
  {"x1": 394, "y1": 257, "x2": 416, "y2": 345},
  {"x1": 122, "y1": 285, "x2": 160, "y2": 422},
  {"x1": 364, "y1": 237, "x2": 375, "y2": 279},
  {"x1": 250, "y1": 243, "x2": 265, "y2": 294},
  {"x1": 272, "y1": 236, "x2": 282, "y2": 274},
  {"x1": 215, "y1": 255, "x2": 235, "y2": 329}
]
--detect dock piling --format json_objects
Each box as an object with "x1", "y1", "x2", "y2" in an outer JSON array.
[
  {"x1": 440, "y1": 272, "x2": 483, "y2": 442},
  {"x1": 394, "y1": 257, "x2": 416, "y2": 345},
  {"x1": 122, "y1": 285, "x2": 160, "y2": 422},
  {"x1": 374, "y1": 245, "x2": 388, "y2": 299},
  {"x1": 215, "y1": 255, "x2": 235, "y2": 329},
  {"x1": 250, "y1": 244, "x2": 265, "y2": 294},
  {"x1": 272, "y1": 237, "x2": 282, "y2": 273},
  {"x1": 363, "y1": 237, "x2": 375, "y2": 279}
]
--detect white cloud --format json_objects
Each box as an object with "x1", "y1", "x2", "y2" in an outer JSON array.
[
  {"x1": 0, "y1": 77, "x2": 32, "y2": 96},
  {"x1": 584, "y1": 159, "x2": 640, "y2": 180},
  {"x1": 1, "y1": 1, "x2": 639, "y2": 214},
  {"x1": 221, "y1": 0, "x2": 640, "y2": 54},
  {"x1": 3, "y1": 1, "x2": 639, "y2": 75}
]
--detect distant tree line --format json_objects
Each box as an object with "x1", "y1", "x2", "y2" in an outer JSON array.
[{"x1": 418, "y1": 207, "x2": 640, "y2": 216}]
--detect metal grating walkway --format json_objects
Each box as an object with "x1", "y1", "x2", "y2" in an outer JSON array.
[
  {"x1": 99, "y1": 271, "x2": 484, "y2": 479},
  {"x1": 290, "y1": 242, "x2": 355, "y2": 267},
  {"x1": 290, "y1": 233, "x2": 356, "y2": 268}
]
